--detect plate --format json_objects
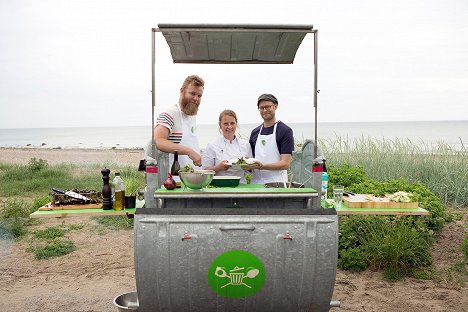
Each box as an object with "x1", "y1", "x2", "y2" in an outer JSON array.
[
  {"x1": 210, "y1": 176, "x2": 241, "y2": 187},
  {"x1": 228, "y1": 158, "x2": 259, "y2": 170}
]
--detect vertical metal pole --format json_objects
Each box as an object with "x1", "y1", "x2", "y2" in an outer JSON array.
[
  {"x1": 151, "y1": 29, "x2": 156, "y2": 159},
  {"x1": 313, "y1": 30, "x2": 318, "y2": 159}
]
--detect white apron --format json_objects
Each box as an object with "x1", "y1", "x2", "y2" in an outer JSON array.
[
  {"x1": 169, "y1": 111, "x2": 200, "y2": 169},
  {"x1": 251, "y1": 123, "x2": 287, "y2": 184}
]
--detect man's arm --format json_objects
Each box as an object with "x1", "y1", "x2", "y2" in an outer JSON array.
[{"x1": 154, "y1": 126, "x2": 201, "y2": 165}]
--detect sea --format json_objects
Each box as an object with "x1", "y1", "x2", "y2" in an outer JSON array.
[{"x1": 0, "y1": 120, "x2": 467, "y2": 151}]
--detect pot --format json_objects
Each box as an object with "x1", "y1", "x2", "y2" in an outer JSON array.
[{"x1": 264, "y1": 181, "x2": 304, "y2": 188}]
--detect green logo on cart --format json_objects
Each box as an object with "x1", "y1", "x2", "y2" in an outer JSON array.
[{"x1": 208, "y1": 250, "x2": 266, "y2": 298}]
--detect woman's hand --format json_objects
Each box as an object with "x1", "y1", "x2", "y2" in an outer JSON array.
[{"x1": 216, "y1": 160, "x2": 230, "y2": 172}]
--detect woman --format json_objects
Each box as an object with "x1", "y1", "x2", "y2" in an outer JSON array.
[{"x1": 202, "y1": 109, "x2": 252, "y2": 183}]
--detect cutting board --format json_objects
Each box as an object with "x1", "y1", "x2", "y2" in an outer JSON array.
[
  {"x1": 38, "y1": 202, "x2": 103, "y2": 211},
  {"x1": 343, "y1": 195, "x2": 418, "y2": 209}
]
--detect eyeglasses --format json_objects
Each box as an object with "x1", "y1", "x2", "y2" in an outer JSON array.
[{"x1": 258, "y1": 104, "x2": 275, "y2": 111}]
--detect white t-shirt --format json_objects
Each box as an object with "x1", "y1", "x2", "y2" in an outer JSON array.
[{"x1": 202, "y1": 135, "x2": 252, "y2": 183}]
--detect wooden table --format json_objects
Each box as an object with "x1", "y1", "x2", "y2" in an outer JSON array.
[
  {"x1": 30, "y1": 202, "x2": 430, "y2": 218},
  {"x1": 335, "y1": 205, "x2": 430, "y2": 216},
  {"x1": 30, "y1": 202, "x2": 137, "y2": 218}
]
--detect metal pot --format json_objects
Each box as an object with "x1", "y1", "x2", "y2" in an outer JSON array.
[
  {"x1": 264, "y1": 182, "x2": 304, "y2": 188},
  {"x1": 113, "y1": 291, "x2": 139, "y2": 311}
]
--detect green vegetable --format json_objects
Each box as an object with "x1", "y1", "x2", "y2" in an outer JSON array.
[
  {"x1": 387, "y1": 191, "x2": 413, "y2": 203},
  {"x1": 322, "y1": 199, "x2": 336, "y2": 208},
  {"x1": 234, "y1": 157, "x2": 248, "y2": 165},
  {"x1": 179, "y1": 165, "x2": 194, "y2": 173}
]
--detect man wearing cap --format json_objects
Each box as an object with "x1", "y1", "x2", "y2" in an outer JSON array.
[{"x1": 248, "y1": 94, "x2": 294, "y2": 184}]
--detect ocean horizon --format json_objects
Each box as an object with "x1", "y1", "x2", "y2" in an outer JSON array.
[{"x1": 0, "y1": 120, "x2": 467, "y2": 151}]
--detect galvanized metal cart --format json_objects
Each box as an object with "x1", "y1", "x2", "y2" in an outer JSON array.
[{"x1": 122, "y1": 24, "x2": 341, "y2": 312}]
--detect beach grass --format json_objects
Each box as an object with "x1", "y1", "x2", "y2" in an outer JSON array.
[{"x1": 319, "y1": 136, "x2": 468, "y2": 208}]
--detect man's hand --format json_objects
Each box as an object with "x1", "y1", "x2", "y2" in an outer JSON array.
[{"x1": 188, "y1": 150, "x2": 202, "y2": 167}]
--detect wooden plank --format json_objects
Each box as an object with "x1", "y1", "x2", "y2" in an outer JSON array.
[
  {"x1": 336, "y1": 206, "x2": 430, "y2": 216},
  {"x1": 30, "y1": 208, "x2": 136, "y2": 219},
  {"x1": 38, "y1": 203, "x2": 103, "y2": 211}
]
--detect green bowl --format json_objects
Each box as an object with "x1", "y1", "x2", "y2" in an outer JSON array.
[{"x1": 210, "y1": 176, "x2": 241, "y2": 187}]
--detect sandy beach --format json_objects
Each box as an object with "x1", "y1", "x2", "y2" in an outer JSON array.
[
  {"x1": 1, "y1": 147, "x2": 467, "y2": 311},
  {"x1": 0, "y1": 147, "x2": 144, "y2": 166}
]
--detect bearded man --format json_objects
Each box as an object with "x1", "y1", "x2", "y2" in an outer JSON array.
[{"x1": 153, "y1": 75, "x2": 205, "y2": 167}]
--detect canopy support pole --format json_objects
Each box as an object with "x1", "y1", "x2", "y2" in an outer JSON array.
[
  {"x1": 313, "y1": 30, "x2": 318, "y2": 159},
  {"x1": 151, "y1": 29, "x2": 156, "y2": 159}
]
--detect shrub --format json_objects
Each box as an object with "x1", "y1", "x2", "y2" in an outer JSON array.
[
  {"x1": 33, "y1": 195, "x2": 52, "y2": 210},
  {"x1": 0, "y1": 198, "x2": 33, "y2": 219},
  {"x1": 462, "y1": 234, "x2": 468, "y2": 260},
  {"x1": 0, "y1": 219, "x2": 27, "y2": 239},
  {"x1": 338, "y1": 247, "x2": 367, "y2": 271},
  {"x1": 361, "y1": 219, "x2": 432, "y2": 273},
  {"x1": 28, "y1": 158, "x2": 48, "y2": 171}
]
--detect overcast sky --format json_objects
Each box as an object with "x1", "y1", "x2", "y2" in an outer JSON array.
[{"x1": 1, "y1": 0, "x2": 467, "y2": 129}]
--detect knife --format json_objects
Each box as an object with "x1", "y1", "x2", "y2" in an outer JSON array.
[{"x1": 53, "y1": 188, "x2": 91, "y2": 202}]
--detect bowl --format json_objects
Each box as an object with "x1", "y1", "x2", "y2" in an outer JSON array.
[
  {"x1": 113, "y1": 291, "x2": 139, "y2": 311},
  {"x1": 210, "y1": 176, "x2": 241, "y2": 187},
  {"x1": 179, "y1": 170, "x2": 215, "y2": 189},
  {"x1": 264, "y1": 182, "x2": 304, "y2": 188}
]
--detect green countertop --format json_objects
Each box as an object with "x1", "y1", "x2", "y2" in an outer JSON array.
[{"x1": 30, "y1": 208, "x2": 136, "y2": 218}]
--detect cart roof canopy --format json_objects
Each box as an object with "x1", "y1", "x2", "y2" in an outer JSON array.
[{"x1": 155, "y1": 24, "x2": 314, "y2": 64}]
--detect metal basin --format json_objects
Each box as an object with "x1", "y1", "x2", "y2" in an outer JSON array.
[
  {"x1": 265, "y1": 181, "x2": 304, "y2": 188},
  {"x1": 179, "y1": 170, "x2": 215, "y2": 189},
  {"x1": 113, "y1": 291, "x2": 139, "y2": 311}
]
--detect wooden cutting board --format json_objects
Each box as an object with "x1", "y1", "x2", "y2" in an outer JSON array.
[
  {"x1": 38, "y1": 202, "x2": 103, "y2": 211},
  {"x1": 343, "y1": 195, "x2": 418, "y2": 209}
]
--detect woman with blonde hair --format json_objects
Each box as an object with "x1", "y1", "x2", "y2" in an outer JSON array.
[{"x1": 202, "y1": 109, "x2": 252, "y2": 183}]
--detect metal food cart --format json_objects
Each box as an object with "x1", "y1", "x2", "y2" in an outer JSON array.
[{"x1": 124, "y1": 24, "x2": 341, "y2": 312}]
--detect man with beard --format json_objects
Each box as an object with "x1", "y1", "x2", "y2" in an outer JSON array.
[
  {"x1": 248, "y1": 93, "x2": 294, "y2": 184},
  {"x1": 153, "y1": 75, "x2": 205, "y2": 168}
]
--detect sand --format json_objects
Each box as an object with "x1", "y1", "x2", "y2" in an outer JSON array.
[
  {"x1": 0, "y1": 147, "x2": 144, "y2": 166},
  {"x1": 1, "y1": 147, "x2": 467, "y2": 311}
]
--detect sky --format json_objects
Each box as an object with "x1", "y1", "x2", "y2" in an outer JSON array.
[{"x1": 0, "y1": 0, "x2": 467, "y2": 129}]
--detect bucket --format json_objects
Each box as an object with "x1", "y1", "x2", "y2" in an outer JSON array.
[{"x1": 113, "y1": 291, "x2": 139, "y2": 312}]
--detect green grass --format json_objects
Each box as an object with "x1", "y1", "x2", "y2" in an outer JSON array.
[
  {"x1": 34, "y1": 226, "x2": 65, "y2": 240},
  {"x1": 91, "y1": 215, "x2": 134, "y2": 231},
  {"x1": 31, "y1": 239, "x2": 76, "y2": 260},
  {"x1": 0, "y1": 161, "x2": 140, "y2": 199},
  {"x1": 320, "y1": 136, "x2": 468, "y2": 208}
]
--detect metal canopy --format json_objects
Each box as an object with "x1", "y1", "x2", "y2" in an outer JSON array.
[
  {"x1": 150, "y1": 23, "x2": 319, "y2": 159},
  {"x1": 155, "y1": 24, "x2": 313, "y2": 64}
]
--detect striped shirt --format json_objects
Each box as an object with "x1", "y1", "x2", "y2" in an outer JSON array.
[{"x1": 156, "y1": 104, "x2": 184, "y2": 144}]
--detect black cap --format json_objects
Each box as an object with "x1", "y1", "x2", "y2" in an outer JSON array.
[{"x1": 257, "y1": 93, "x2": 278, "y2": 107}]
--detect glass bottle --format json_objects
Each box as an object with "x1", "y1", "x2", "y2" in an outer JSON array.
[
  {"x1": 112, "y1": 172, "x2": 125, "y2": 210},
  {"x1": 170, "y1": 151, "x2": 181, "y2": 188}
]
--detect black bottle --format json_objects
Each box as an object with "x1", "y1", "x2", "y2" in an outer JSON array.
[{"x1": 170, "y1": 151, "x2": 181, "y2": 187}]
